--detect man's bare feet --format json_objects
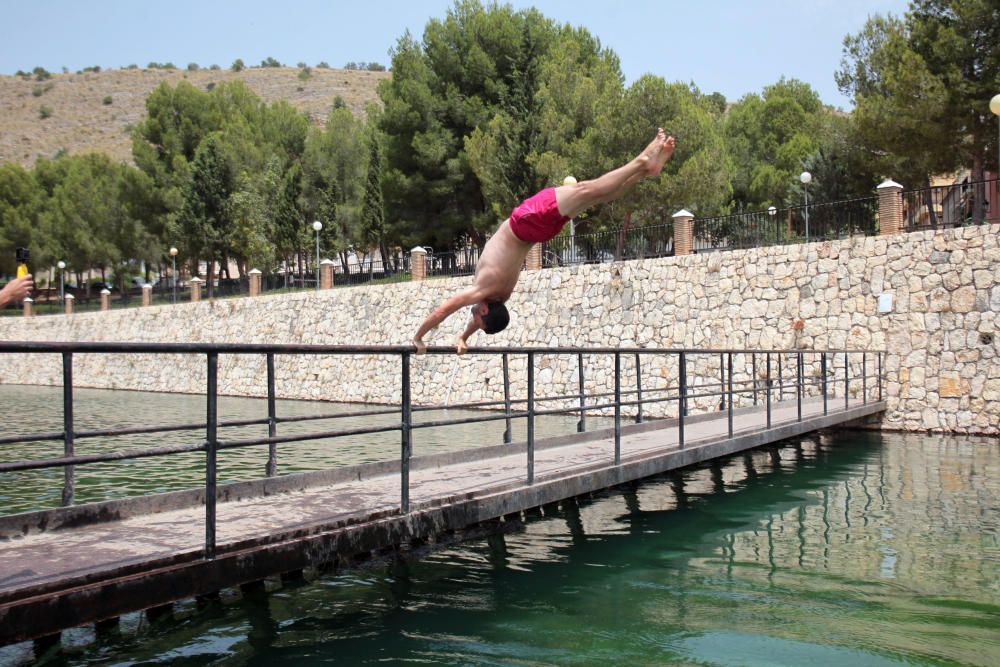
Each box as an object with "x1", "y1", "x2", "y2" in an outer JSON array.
[
  {"x1": 637, "y1": 128, "x2": 667, "y2": 175},
  {"x1": 652, "y1": 135, "x2": 675, "y2": 173}
]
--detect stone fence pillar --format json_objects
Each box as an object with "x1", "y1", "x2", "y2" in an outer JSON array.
[
  {"x1": 141, "y1": 284, "x2": 152, "y2": 307},
  {"x1": 22, "y1": 298, "x2": 33, "y2": 318},
  {"x1": 320, "y1": 259, "x2": 335, "y2": 289},
  {"x1": 64, "y1": 294, "x2": 74, "y2": 315},
  {"x1": 525, "y1": 244, "x2": 542, "y2": 271},
  {"x1": 877, "y1": 179, "x2": 904, "y2": 236},
  {"x1": 100, "y1": 289, "x2": 110, "y2": 311},
  {"x1": 190, "y1": 277, "x2": 203, "y2": 302},
  {"x1": 249, "y1": 269, "x2": 262, "y2": 297},
  {"x1": 672, "y1": 209, "x2": 695, "y2": 256},
  {"x1": 410, "y1": 247, "x2": 427, "y2": 282}
]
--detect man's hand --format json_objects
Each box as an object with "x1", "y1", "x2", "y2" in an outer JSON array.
[
  {"x1": 455, "y1": 336, "x2": 468, "y2": 356},
  {"x1": 0, "y1": 274, "x2": 33, "y2": 308},
  {"x1": 412, "y1": 338, "x2": 427, "y2": 355}
]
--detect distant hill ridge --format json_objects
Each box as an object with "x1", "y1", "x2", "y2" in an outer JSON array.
[{"x1": 0, "y1": 67, "x2": 388, "y2": 167}]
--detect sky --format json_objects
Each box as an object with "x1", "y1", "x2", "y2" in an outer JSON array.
[{"x1": 1, "y1": 0, "x2": 912, "y2": 110}]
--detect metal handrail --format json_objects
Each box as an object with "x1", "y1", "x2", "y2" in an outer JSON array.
[{"x1": 0, "y1": 342, "x2": 884, "y2": 560}]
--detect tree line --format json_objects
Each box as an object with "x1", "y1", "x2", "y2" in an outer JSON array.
[{"x1": 1, "y1": 0, "x2": 995, "y2": 291}]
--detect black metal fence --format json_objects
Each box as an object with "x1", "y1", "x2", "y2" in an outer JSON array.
[
  {"x1": 0, "y1": 342, "x2": 883, "y2": 559},
  {"x1": 543, "y1": 220, "x2": 675, "y2": 267},
  {"x1": 901, "y1": 178, "x2": 999, "y2": 232}
]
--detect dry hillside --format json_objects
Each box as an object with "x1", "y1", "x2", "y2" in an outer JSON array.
[{"x1": 0, "y1": 67, "x2": 388, "y2": 167}]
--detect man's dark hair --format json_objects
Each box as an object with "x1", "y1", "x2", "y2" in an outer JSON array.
[{"x1": 481, "y1": 301, "x2": 509, "y2": 334}]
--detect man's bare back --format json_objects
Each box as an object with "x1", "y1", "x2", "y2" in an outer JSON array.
[{"x1": 413, "y1": 130, "x2": 675, "y2": 354}]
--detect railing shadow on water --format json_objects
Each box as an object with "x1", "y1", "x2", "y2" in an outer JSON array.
[{"x1": 0, "y1": 342, "x2": 883, "y2": 559}]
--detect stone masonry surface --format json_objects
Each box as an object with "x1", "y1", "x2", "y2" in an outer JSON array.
[{"x1": 0, "y1": 224, "x2": 996, "y2": 434}]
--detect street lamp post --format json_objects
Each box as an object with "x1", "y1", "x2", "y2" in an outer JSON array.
[
  {"x1": 169, "y1": 247, "x2": 178, "y2": 304},
  {"x1": 312, "y1": 221, "x2": 323, "y2": 292},
  {"x1": 57, "y1": 260, "x2": 65, "y2": 306},
  {"x1": 800, "y1": 171, "x2": 812, "y2": 242}
]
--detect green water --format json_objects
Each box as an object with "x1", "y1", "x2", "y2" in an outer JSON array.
[
  {"x1": 1, "y1": 388, "x2": 998, "y2": 665},
  {"x1": 0, "y1": 385, "x2": 609, "y2": 514}
]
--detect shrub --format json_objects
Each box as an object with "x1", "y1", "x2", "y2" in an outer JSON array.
[
  {"x1": 187, "y1": 62, "x2": 199, "y2": 71},
  {"x1": 126, "y1": 64, "x2": 138, "y2": 70},
  {"x1": 33, "y1": 66, "x2": 52, "y2": 81},
  {"x1": 32, "y1": 83, "x2": 54, "y2": 97},
  {"x1": 365, "y1": 62, "x2": 386, "y2": 71},
  {"x1": 102, "y1": 95, "x2": 113, "y2": 105},
  {"x1": 209, "y1": 64, "x2": 220, "y2": 70},
  {"x1": 163, "y1": 62, "x2": 176, "y2": 70},
  {"x1": 296, "y1": 61, "x2": 307, "y2": 68},
  {"x1": 298, "y1": 67, "x2": 312, "y2": 81},
  {"x1": 39, "y1": 105, "x2": 53, "y2": 119},
  {"x1": 260, "y1": 56, "x2": 282, "y2": 68},
  {"x1": 82, "y1": 65, "x2": 101, "y2": 73},
  {"x1": 231, "y1": 58, "x2": 244, "y2": 72},
  {"x1": 206, "y1": 82, "x2": 216, "y2": 91},
  {"x1": 316, "y1": 61, "x2": 330, "y2": 68}
]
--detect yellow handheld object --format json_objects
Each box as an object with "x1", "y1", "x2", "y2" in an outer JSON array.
[{"x1": 15, "y1": 247, "x2": 29, "y2": 278}]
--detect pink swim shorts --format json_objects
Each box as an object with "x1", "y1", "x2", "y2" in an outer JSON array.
[{"x1": 508, "y1": 188, "x2": 570, "y2": 243}]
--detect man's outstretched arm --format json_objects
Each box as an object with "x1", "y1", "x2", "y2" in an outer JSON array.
[{"x1": 413, "y1": 286, "x2": 484, "y2": 353}]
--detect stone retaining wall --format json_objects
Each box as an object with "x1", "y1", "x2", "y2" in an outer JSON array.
[{"x1": 0, "y1": 224, "x2": 997, "y2": 434}]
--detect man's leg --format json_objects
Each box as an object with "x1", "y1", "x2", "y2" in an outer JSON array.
[{"x1": 555, "y1": 131, "x2": 674, "y2": 220}]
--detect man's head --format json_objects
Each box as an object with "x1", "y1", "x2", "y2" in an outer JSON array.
[{"x1": 472, "y1": 300, "x2": 509, "y2": 335}]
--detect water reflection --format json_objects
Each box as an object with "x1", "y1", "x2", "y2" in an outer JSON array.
[{"x1": 3, "y1": 423, "x2": 998, "y2": 665}]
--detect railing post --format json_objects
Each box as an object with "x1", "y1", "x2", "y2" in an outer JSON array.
[
  {"x1": 678, "y1": 352, "x2": 687, "y2": 449},
  {"x1": 249, "y1": 269, "x2": 262, "y2": 297},
  {"x1": 766, "y1": 352, "x2": 772, "y2": 429},
  {"x1": 634, "y1": 352, "x2": 643, "y2": 424},
  {"x1": 527, "y1": 352, "x2": 535, "y2": 484},
  {"x1": 61, "y1": 352, "x2": 74, "y2": 507},
  {"x1": 614, "y1": 352, "x2": 621, "y2": 465},
  {"x1": 845, "y1": 353, "x2": 850, "y2": 410},
  {"x1": 672, "y1": 209, "x2": 694, "y2": 256},
  {"x1": 719, "y1": 353, "x2": 725, "y2": 412},
  {"x1": 577, "y1": 352, "x2": 586, "y2": 433},
  {"x1": 878, "y1": 352, "x2": 883, "y2": 402},
  {"x1": 821, "y1": 352, "x2": 828, "y2": 415},
  {"x1": 727, "y1": 352, "x2": 734, "y2": 438},
  {"x1": 266, "y1": 353, "x2": 277, "y2": 477},
  {"x1": 778, "y1": 354, "x2": 783, "y2": 402},
  {"x1": 502, "y1": 353, "x2": 512, "y2": 444},
  {"x1": 205, "y1": 352, "x2": 218, "y2": 560},
  {"x1": 863, "y1": 353, "x2": 868, "y2": 404},
  {"x1": 752, "y1": 353, "x2": 758, "y2": 406},
  {"x1": 797, "y1": 351, "x2": 803, "y2": 422},
  {"x1": 877, "y1": 179, "x2": 904, "y2": 235},
  {"x1": 64, "y1": 293, "x2": 75, "y2": 315},
  {"x1": 410, "y1": 247, "x2": 427, "y2": 282},
  {"x1": 401, "y1": 352, "x2": 412, "y2": 513}
]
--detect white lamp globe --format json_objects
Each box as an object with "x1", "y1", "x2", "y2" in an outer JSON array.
[
  {"x1": 800, "y1": 171, "x2": 812, "y2": 185},
  {"x1": 991, "y1": 94, "x2": 1000, "y2": 116},
  {"x1": 767, "y1": 206, "x2": 777, "y2": 216},
  {"x1": 563, "y1": 176, "x2": 577, "y2": 186},
  {"x1": 312, "y1": 220, "x2": 323, "y2": 232},
  {"x1": 57, "y1": 260, "x2": 66, "y2": 269},
  {"x1": 169, "y1": 247, "x2": 178, "y2": 257}
]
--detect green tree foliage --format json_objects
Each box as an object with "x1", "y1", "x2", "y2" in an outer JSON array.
[
  {"x1": 838, "y1": 0, "x2": 1000, "y2": 186},
  {"x1": 361, "y1": 128, "x2": 386, "y2": 256},
  {"x1": 380, "y1": 0, "x2": 623, "y2": 247},
  {"x1": 0, "y1": 163, "x2": 44, "y2": 275},
  {"x1": 724, "y1": 78, "x2": 826, "y2": 208},
  {"x1": 232, "y1": 59, "x2": 245, "y2": 72},
  {"x1": 177, "y1": 133, "x2": 233, "y2": 289}
]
